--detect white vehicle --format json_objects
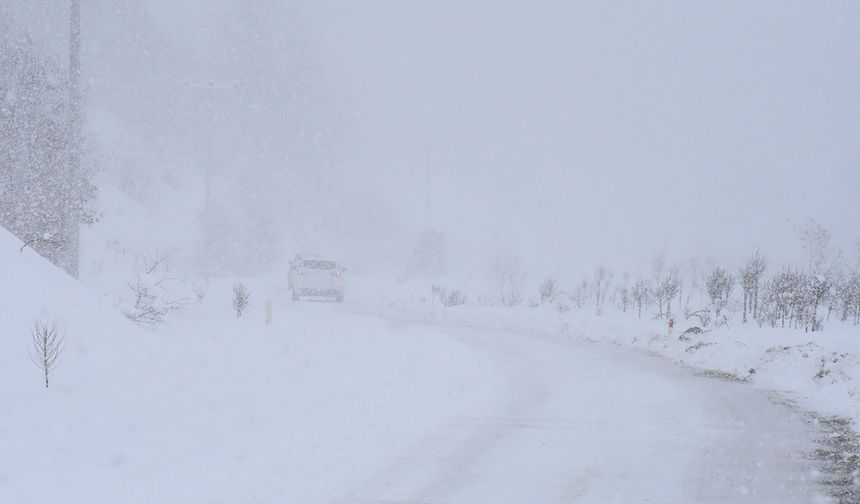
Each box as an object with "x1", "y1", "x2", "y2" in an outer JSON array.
[{"x1": 288, "y1": 257, "x2": 345, "y2": 302}]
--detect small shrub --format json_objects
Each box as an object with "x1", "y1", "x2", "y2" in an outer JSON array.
[
  {"x1": 431, "y1": 284, "x2": 466, "y2": 307},
  {"x1": 125, "y1": 251, "x2": 187, "y2": 324},
  {"x1": 444, "y1": 289, "x2": 466, "y2": 307}
]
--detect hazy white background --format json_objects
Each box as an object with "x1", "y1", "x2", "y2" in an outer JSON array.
[{"x1": 4, "y1": 0, "x2": 859, "y2": 278}]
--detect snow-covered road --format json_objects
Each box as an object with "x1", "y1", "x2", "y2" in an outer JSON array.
[{"x1": 340, "y1": 316, "x2": 821, "y2": 503}]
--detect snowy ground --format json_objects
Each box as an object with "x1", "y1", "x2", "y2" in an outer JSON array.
[
  {"x1": 351, "y1": 276, "x2": 860, "y2": 433},
  {"x1": 0, "y1": 233, "x2": 852, "y2": 502}
]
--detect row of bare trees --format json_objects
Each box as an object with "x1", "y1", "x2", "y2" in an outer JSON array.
[
  {"x1": 539, "y1": 265, "x2": 860, "y2": 331},
  {"x1": 537, "y1": 246, "x2": 860, "y2": 332}
]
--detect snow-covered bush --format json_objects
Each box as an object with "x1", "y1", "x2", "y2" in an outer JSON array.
[
  {"x1": 124, "y1": 251, "x2": 188, "y2": 324},
  {"x1": 430, "y1": 284, "x2": 466, "y2": 307},
  {"x1": 706, "y1": 267, "x2": 735, "y2": 327},
  {"x1": 539, "y1": 276, "x2": 559, "y2": 303}
]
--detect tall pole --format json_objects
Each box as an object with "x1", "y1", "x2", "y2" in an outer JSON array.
[
  {"x1": 65, "y1": 0, "x2": 82, "y2": 278},
  {"x1": 204, "y1": 103, "x2": 212, "y2": 287},
  {"x1": 424, "y1": 162, "x2": 430, "y2": 229}
]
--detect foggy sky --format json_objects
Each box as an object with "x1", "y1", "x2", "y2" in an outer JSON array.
[
  {"x1": 4, "y1": 1, "x2": 859, "y2": 279},
  {"x1": 307, "y1": 0, "x2": 860, "y2": 275}
]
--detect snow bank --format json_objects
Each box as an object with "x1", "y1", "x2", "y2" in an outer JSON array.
[{"x1": 350, "y1": 274, "x2": 860, "y2": 429}]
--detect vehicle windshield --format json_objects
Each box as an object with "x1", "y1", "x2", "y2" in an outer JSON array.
[{"x1": 302, "y1": 260, "x2": 337, "y2": 270}]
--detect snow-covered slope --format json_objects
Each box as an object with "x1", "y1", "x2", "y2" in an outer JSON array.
[
  {"x1": 0, "y1": 228, "x2": 126, "y2": 391},
  {"x1": 0, "y1": 231, "x2": 501, "y2": 503}
]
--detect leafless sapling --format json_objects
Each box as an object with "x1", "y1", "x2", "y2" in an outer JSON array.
[
  {"x1": 232, "y1": 282, "x2": 251, "y2": 318},
  {"x1": 29, "y1": 321, "x2": 65, "y2": 388}
]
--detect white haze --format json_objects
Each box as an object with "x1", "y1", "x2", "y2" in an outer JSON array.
[{"x1": 5, "y1": 0, "x2": 859, "y2": 280}]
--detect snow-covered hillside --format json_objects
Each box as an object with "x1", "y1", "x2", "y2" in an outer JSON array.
[{"x1": 0, "y1": 229, "x2": 502, "y2": 503}]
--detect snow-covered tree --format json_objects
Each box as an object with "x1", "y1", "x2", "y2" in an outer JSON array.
[
  {"x1": 655, "y1": 268, "x2": 680, "y2": 317},
  {"x1": 593, "y1": 265, "x2": 612, "y2": 316},
  {"x1": 614, "y1": 282, "x2": 630, "y2": 313},
  {"x1": 0, "y1": 19, "x2": 95, "y2": 275},
  {"x1": 739, "y1": 250, "x2": 768, "y2": 323},
  {"x1": 837, "y1": 273, "x2": 860, "y2": 325},
  {"x1": 706, "y1": 267, "x2": 735, "y2": 326},
  {"x1": 799, "y1": 219, "x2": 831, "y2": 274}
]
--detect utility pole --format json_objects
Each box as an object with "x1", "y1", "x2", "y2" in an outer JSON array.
[
  {"x1": 67, "y1": 0, "x2": 82, "y2": 278},
  {"x1": 423, "y1": 145, "x2": 431, "y2": 230},
  {"x1": 180, "y1": 79, "x2": 240, "y2": 286}
]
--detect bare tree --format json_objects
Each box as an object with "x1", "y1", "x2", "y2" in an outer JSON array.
[
  {"x1": 494, "y1": 251, "x2": 524, "y2": 307},
  {"x1": 232, "y1": 283, "x2": 251, "y2": 318},
  {"x1": 29, "y1": 321, "x2": 65, "y2": 388},
  {"x1": 631, "y1": 279, "x2": 652, "y2": 319},
  {"x1": 593, "y1": 265, "x2": 612, "y2": 316},
  {"x1": 571, "y1": 279, "x2": 589, "y2": 310},
  {"x1": 615, "y1": 284, "x2": 630, "y2": 313},
  {"x1": 799, "y1": 219, "x2": 831, "y2": 274},
  {"x1": 431, "y1": 284, "x2": 445, "y2": 305},
  {"x1": 655, "y1": 269, "x2": 680, "y2": 317},
  {"x1": 838, "y1": 273, "x2": 860, "y2": 325},
  {"x1": 807, "y1": 272, "x2": 832, "y2": 331},
  {"x1": 740, "y1": 250, "x2": 768, "y2": 323}
]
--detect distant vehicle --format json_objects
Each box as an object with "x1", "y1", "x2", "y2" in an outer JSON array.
[{"x1": 288, "y1": 256, "x2": 345, "y2": 302}]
